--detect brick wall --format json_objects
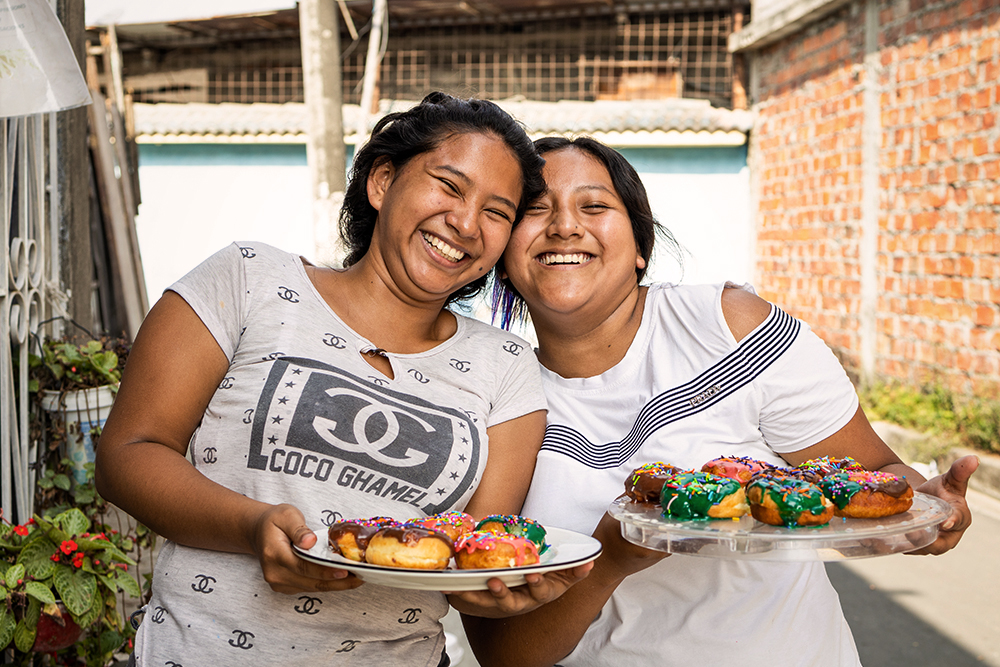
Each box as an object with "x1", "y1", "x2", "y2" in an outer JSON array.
[{"x1": 749, "y1": 0, "x2": 1000, "y2": 396}]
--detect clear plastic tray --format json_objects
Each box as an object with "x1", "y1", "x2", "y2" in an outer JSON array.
[{"x1": 608, "y1": 492, "x2": 952, "y2": 561}]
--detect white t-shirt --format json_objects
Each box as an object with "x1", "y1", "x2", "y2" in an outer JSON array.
[
  {"x1": 134, "y1": 242, "x2": 546, "y2": 666},
  {"x1": 522, "y1": 282, "x2": 862, "y2": 667}
]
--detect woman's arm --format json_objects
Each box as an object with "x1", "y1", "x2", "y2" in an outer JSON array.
[
  {"x1": 95, "y1": 292, "x2": 360, "y2": 594},
  {"x1": 447, "y1": 410, "x2": 594, "y2": 619},
  {"x1": 460, "y1": 513, "x2": 666, "y2": 667},
  {"x1": 723, "y1": 286, "x2": 975, "y2": 555}
]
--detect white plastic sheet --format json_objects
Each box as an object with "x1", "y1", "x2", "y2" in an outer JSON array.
[{"x1": 0, "y1": 0, "x2": 90, "y2": 117}]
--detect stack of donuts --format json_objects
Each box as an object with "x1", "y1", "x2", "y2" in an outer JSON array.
[
  {"x1": 624, "y1": 454, "x2": 914, "y2": 527},
  {"x1": 327, "y1": 511, "x2": 548, "y2": 570}
]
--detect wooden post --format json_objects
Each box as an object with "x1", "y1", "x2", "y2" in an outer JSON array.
[
  {"x1": 54, "y1": 0, "x2": 95, "y2": 337},
  {"x1": 299, "y1": 0, "x2": 348, "y2": 266}
]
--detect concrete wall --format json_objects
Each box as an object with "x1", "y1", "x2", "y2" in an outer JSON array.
[
  {"x1": 134, "y1": 142, "x2": 751, "y2": 312},
  {"x1": 748, "y1": 0, "x2": 1000, "y2": 395}
]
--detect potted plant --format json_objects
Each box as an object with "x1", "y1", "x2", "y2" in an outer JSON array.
[
  {"x1": 0, "y1": 505, "x2": 141, "y2": 665},
  {"x1": 29, "y1": 337, "x2": 128, "y2": 485}
]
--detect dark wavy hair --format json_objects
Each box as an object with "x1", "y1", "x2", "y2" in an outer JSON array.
[
  {"x1": 492, "y1": 136, "x2": 681, "y2": 330},
  {"x1": 339, "y1": 91, "x2": 545, "y2": 305}
]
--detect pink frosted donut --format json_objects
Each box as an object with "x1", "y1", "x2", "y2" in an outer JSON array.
[{"x1": 701, "y1": 456, "x2": 772, "y2": 485}]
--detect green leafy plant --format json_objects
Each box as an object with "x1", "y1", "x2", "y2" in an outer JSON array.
[
  {"x1": 28, "y1": 337, "x2": 129, "y2": 395},
  {"x1": 859, "y1": 380, "x2": 1000, "y2": 455},
  {"x1": 0, "y1": 506, "x2": 141, "y2": 666}
]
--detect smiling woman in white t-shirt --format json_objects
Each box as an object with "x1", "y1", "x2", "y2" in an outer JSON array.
[{"x1": 460, "y1": 136, "x2": 979, "y2": 667}]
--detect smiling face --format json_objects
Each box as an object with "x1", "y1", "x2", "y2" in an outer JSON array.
[
  {"x1": 503, "y1": 146, "x2": 645, "y2": 322},
  {"x1": 366, "y1": 131, "x2": 523, "y2": 304}
]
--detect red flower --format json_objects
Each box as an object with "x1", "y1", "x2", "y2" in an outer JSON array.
[
  {"x1": 72, "y1": 553, "x2": 85, "y2": 568},
  {"x1": 59, "y1": 540, "x2": 78, "y2": 555},
  {"x1": 27, "y1": 518, "x2": 35, "y2": 525},
  {"x1": 13, "y1": 525, "x2": 28, "y2": 536},
  {"x1": 50, "y1": 553, "x2": 60, "y2": 562}
]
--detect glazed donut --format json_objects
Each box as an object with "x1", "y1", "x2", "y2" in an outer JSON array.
[
  {"x1": 625, "y1": 462, "x2": 687, "y2": 502},
  {"x1": 746, "y1": 475, "x2": 835, "y2": 527},
  {"x1": 818, "y1": 470, "x2": 914, "y2": 518},
  {"x1": 474, "y1": 514, "x2": 547, "y2": 552},
  {"x1": 409, "y1": 511, "x2": 475, "y2": 543},
  {"x1": 701, "y1": 456, "x2": 772, "y2": 485},
  {"x1": 328, "y1": 517, "x2": 400, "y2": 562},
  {"x1": 364, "y1": 524, "x2": 454, "y2": 569},
  {"x1": 659, "y1": 471, "x2": 749, "y2": 520},
  {"x1": 797, "y1": 456, "x2": 865, "y2": 478},
  {"x1": 454, "y1": 532, "x2": 540, "y2": 569}
]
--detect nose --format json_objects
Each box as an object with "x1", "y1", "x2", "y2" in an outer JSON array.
[
  {"x1": 444, "y1": 202, "x2": 480, "y2": 239},
  {"x1": 547, "y1": 207, "x2": 582, "y2": 239}
]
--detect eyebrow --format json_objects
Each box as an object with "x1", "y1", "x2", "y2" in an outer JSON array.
[
  {"x1": 573, "y1": 184, "x2": 616, "y2": 196},
  {"x1": 438, "y1": 164, "x2": 518, "y2": 212}
]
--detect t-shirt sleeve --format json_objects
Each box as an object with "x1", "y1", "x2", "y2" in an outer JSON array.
[
  {"x1": 166, "y1": 242, "x2": 247, "y2": 361},
  {"x1": 755, "y1": 315, "x2": 860, "y2": 454},
  {"x1": 485, "y1": 341, "x2": 547, "y2": 428}
]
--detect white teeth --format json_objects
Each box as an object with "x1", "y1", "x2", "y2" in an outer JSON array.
[
  {"x1": 422, "y1": 233, "x2": 465, "y2": 262},
  {"x1": 540, "y1": 253, "x2": 591, "y2": 265}
]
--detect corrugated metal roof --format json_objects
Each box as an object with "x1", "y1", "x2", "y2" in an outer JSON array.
[{"x1": 133, "y1": 99, "x2": 754, "y2": 143}]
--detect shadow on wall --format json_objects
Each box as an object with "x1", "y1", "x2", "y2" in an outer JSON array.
[{"x1": 826, "y1": 564, "x2": 983, "y2": 666}]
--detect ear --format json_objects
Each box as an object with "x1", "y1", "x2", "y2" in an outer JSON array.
[
  {"x1": 636, "y1": 253, "x2": 646, "y2": 271},
  {"x1": 366, "y1": 158, "x2": 395, "y2": 213}
]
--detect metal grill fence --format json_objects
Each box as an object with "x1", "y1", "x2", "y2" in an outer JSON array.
[{"x1": 128, "y1": 10, "x2": 736, "y2": 108}]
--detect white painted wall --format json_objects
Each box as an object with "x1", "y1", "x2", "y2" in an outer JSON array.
[{"x1": 134, "y1": 145, "x2": 314, "y2": 306}]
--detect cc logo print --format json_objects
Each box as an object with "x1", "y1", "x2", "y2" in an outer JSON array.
[
  {"x1": 368, "y1": 376, "x2": 389, "y2": 387},
  {"x1": 228, "y1": 630, "x2": 255, "y2": 649},
  {"x1": 407, "y1": 369, "x2": 430, "y2": 384},
  {"x1": 191, "y1": 574, "x2": 216, "y2": 594},
  {"x1": 151, "y1": 606, "x2": 167, "y2": 624},
  {"x1": 262, "y1": 352, "x2": 285, "y2": 361},
  {"x1": 165, "y1": 662, "x2": 183, "y2": 667},
  {"x1": 399, "y1": 608, "x2": 422, "y2": 624},
  {"x1": 294, "y1": 596, "x2": 322, "y2": 615},
  {"x1": 336, "y1": 640, "x2": 359, "y2": 653},
  {"x1": 449, "y1": 359, "x2": 472, "y2": 373},
  {"x1": 503, "y1": 341, "x2": 524, "y2": 356},
  {"x1": 243, "y1": 409, "x2": 254, "y2": 424},
  {"x1": 323, "y1": 333, "x2": 348, "y2": 349},
  {"x1": 277, "y1": 286, "x2": 300, "y2": 303},
  {"x1": 239, "y1": 246, "x2": 256, "y2": 258},
  {"x1": 313, "y1": 388, "x2": 433, "y2": 467},
  {"x1": 321, "y1": 509, "x2": 344, "y2": 526},
  {"x1": 219, "y1": 376, "x2": 235, "y2": 390},
  {"x1": 203, "y1": 447, "x2": 218, "y2": 464}
]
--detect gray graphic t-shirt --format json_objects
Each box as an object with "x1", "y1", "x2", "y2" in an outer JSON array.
[{"x1": 134, "y1": 242, "x2": 545, "y2": 666}]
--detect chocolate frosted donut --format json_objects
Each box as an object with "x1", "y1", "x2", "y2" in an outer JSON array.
[
  {"x1": 746, "y1": 475, "x2": 834, "y2": 527},
  {"x1": 818, "y1": 470, "x2": 914, "y2": 518},
  {"x1": 364, "y1": 524, "x2": 454, "y2": 569},
  {"x1": 625, "y1": 462, "x2": 686, "y2": 502},
  {"x1": 797, "y1": 456, "x2": 865, "y2": 478},
  {"x1": 659, "y1": 471, "x2": 748, "y2": 520},
  {"x1": 328, "y1": 517, "x2": 400, "y2": 562}
]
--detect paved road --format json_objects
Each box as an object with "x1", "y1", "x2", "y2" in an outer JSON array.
[
  {"x1": 444, "y1": 489, "x2": 1000, "y2": 667},
  {"x1": 830, "y1": 488, "x2": 1000, "y2": 666}
]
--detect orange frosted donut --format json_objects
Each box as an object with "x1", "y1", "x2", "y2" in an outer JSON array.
[
  {"x1": 624, "y1": 462, "x2": 686, "y2": 502},
  {"x1": 409, "y1": 511, "x2": 475, "y2": 543},
  {"x1": 364, "y1": 524, "x2": 454, "y2": 570},
  {"x1": 327, "y1": 517, "x2": 400, "y2": 562},
  {"x1": 701, "y1": 456, "x2": 773, "y2": 485},
  {"x1": 818, "y1": 470, "x2": 914, "y2": 518},
  {"x1": 454, "y1": 532, "x2": 540, "y2": 569}
]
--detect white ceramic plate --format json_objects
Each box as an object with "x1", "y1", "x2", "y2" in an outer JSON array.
[
  {"x1": 609, "y1": 492, "x2": 952, "y2": 561},
  {"x1": 293, "y1": 526, "x2": 602, "y2": 591}
]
